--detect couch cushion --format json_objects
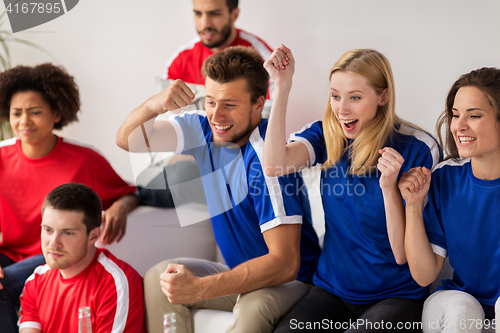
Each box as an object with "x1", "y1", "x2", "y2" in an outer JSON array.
[
  {"x1": 192, "y1": 309, "x2": 234, "y2": 333},
  {"x1": 97, "y1": 205, "x2": 215, "y2": 277}
]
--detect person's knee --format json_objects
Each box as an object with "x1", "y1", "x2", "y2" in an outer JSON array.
[
  {"x1": 442, "y1": 291, "x2": 483, "y2": 319},
  {"x1": 235, "y1": 290, "x2": 282, "y2": 324},
  {"x1": 144, "y1": 259, "x2": 178, "y2": 292},
  {"x1": 423, "y1": 291, "x2": 484, "y2": 332}
]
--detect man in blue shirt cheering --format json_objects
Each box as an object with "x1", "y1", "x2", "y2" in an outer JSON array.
[{"x1": 117, "y1": 46, "x2": 320, "y2": 333}]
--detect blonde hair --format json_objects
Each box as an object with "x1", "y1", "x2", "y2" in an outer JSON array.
[{"x1": 322, "y1": 49, "x2": 405, "y2": 175}]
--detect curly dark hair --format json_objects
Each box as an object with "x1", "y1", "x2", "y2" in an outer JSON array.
[{"x1": 0, "y1": 63, "x2": 80, "y2": 130}]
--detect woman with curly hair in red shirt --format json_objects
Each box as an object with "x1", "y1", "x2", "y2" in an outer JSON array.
[{"x1": 0, "y1": 63, "x2": 138, "y2": 333}]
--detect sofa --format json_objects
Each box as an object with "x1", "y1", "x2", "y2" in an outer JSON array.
[{"x1": 99, "y1": 167, "x2": 495, "y2": 333}]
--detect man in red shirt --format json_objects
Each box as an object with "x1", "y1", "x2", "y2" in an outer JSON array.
[
  {"x1": 19, "y1": 183, "x2": 145, "y2": 333},
  {"x1": 163, "y1": 0, "x2": 274, "y2": 113},
  {"x1": 138, "y1": 0, "x2": 274, "y2": 208}
]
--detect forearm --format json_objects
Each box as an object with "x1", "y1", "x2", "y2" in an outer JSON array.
[
  {"x1": 20, "y1": 328, "x2": 41, "y2": 333},
  {"x1": 404, "y1": 204, "x2": 442, "y2": 286},
  {"x1": 382, "y1": 185, "x2": 407, "y2": 265},
  {"x1": 108, "y1": 194, "x2": 139, "y2": 215},
  {"x1": 264, "y1": 84, "x2": 292, "y2": 177},
  {"x1": 116, "y1": 103, "x2": 158, "y2": 151},
  {"x1": 199, "y1": 252, "x2": 300, "y2": 300}
]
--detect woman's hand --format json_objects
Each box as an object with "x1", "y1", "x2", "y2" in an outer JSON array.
[
  {"x1": 398, "y1": 167, "x2": 431, "y2": 206},
  {"x1": 263, "y1": 44, "x2": 295, "y2": 90},
  {"x1": 377, "y1": 147, "x2": 404, "y2": 191}
]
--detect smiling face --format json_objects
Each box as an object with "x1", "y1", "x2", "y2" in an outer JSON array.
[
  {"x1": 329, "y1": 71, "x2": 387, "y2": 140},
  {"x1": 451, "y1": 86, "x2": 500, "y2": 161},
  {"x1": 193, "y1": 0, "x2": 239, "y2": 51},
  {"x1": 10, "y1": 90, "x2": 61, "y2": 158},
  {"x1": 205, "y1": 77, "x2": 263, "y2": 146},
  {"x1": 41, "y1": 207, "x2": 99, "y2": 279}
]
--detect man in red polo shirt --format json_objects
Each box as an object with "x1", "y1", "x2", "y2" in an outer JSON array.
[
  {"x1": 137, "y1": 0, "x2": 274, "y2": 208},
  {"x1": 19, "y1": 183, "x2": 145, "y2": 333},
  {"x1": 164, "y1": 0, "x2": 274, "y2": 114}
]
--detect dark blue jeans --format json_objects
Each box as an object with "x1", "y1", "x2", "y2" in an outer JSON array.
[
  {"x1": 274, "y1": 286, "x2": 425, "y2": 332},
  {"x1": 0, "y1": 254, "x2": 45, "y2": 333}
]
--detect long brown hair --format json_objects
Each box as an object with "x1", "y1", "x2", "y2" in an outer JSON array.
[{"x1": 437, "y1": 67, "x2": 500, "y2": 160}]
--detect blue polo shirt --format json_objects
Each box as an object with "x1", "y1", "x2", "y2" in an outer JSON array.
[
  {"x1": 291, "y1": 121, "x2": 440, "y2": 303},
  {"x1": 425, "y1": 159, "x2": 500, "y2": 317},
  {"x1": 169, "y1": 112, "x2": 321, "y2": 283}
]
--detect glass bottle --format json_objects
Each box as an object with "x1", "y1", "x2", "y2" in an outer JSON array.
[
  {"x1": 163, "y1": 312, "x2": 177, "y2": 333},
  {"x1": 78, "y1": 306, "x2": 92, "y2": 333}
]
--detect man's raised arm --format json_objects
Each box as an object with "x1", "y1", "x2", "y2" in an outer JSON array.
[{"x1": 116, "y1": 79, "x2": 195, "y2": 152}]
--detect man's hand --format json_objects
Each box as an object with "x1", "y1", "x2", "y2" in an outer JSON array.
[
  {"x1": 159, "y1": 263, "x2": 206, "y2": 305},
  {"x1": 263, "y1": 44, "x2": 295, "y2": 90},
  {"x1": 398, "y1": 167, "x2": 432, "y2": 206},
  {"x1": 145, "y1": 79, "x2": 195, "y2": 115},
  {"x1": 117, "y1": 80, "x2": 191, "y2": 152},
  {"x1": 377, "y1": 147, "x2": 404, "y2": 191},
  {"x1": 100, "y1": 194, "x2": 139, "y2": 245}
]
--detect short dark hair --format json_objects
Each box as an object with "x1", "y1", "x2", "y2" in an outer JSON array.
[
  {"x1": 42, "y1": 183, "x2": 102, "y2": 234},
  {"x1": 226, "y1": 0, "x2": 238, "y2": 12},
  {"x1": 437, "y1": 67, "x2": 500, "y2": 160},
  {"x1": 201, "y1": 46, "x2": 269, "y2": 104},
  {"x1": 0, "y1": 63, "x2": 80, "y2": 129}
]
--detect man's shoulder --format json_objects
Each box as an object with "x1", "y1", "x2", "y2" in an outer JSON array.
[
  {"x1": 245, "y1": 119, "x2": 267, "y2": 156},
  {"x1": 23, "y1": 264, "x2": 55, "y2": 292},
  {"x1": 167, "y1": 37, "x2": 207, "y2": 64},
  {"x1": 234, "y1": 29, "x2": 273, "y2": 55},
  {"x1": 27, "y1": 264, "x2": 53, "y2": 280},
  {"x1": 95, "y1": 249, "x2": 142, "y2": 282},
  {"x1": 242, "y1": 120, "x2": 272, "y2": 179},
  {"x1": 171, "y1": 110, "x2": 209, "y2": 129}
]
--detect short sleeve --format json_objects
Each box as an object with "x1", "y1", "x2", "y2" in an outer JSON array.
[
  {"x1": 423, "y1": 170, "x2": 447, "y2": 258},
  {"x1": 168, "y1": 112, "x2": 209, "y2": 155},
  {"x1": 288, "y1": 121, "x2": 325, "y2": 166},
  {"x1": 397, "y1": 125, "x2": 441, "y2": 175},
  {"x1": 93, "y1": 276, "x2": 119, "y2": 333},
  {"x1": 18, "y1": 274, "x2": 42, "y2": 331},
  {"x1": 94, "y1": 253, "x2": 145, "y2": 333},
  {"x1": 405, "y1": 142, "x2": 439, "y2": 172},
  {"x1": 89, "y1": 153, "x2": 136, "y2": 210},
  {"x1": 249, "y1": 162, "x2": 305, "y2": 233},
  {"x1": 122, "y1": 268, "x2": 145, "y2": 333},
  {"x1": 165, "y1": 52, "x2": 184, "y2": 81}
]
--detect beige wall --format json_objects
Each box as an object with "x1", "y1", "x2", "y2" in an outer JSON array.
[{"x1": 3, "y1": 0, "x2": 499, "y2": 182}]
